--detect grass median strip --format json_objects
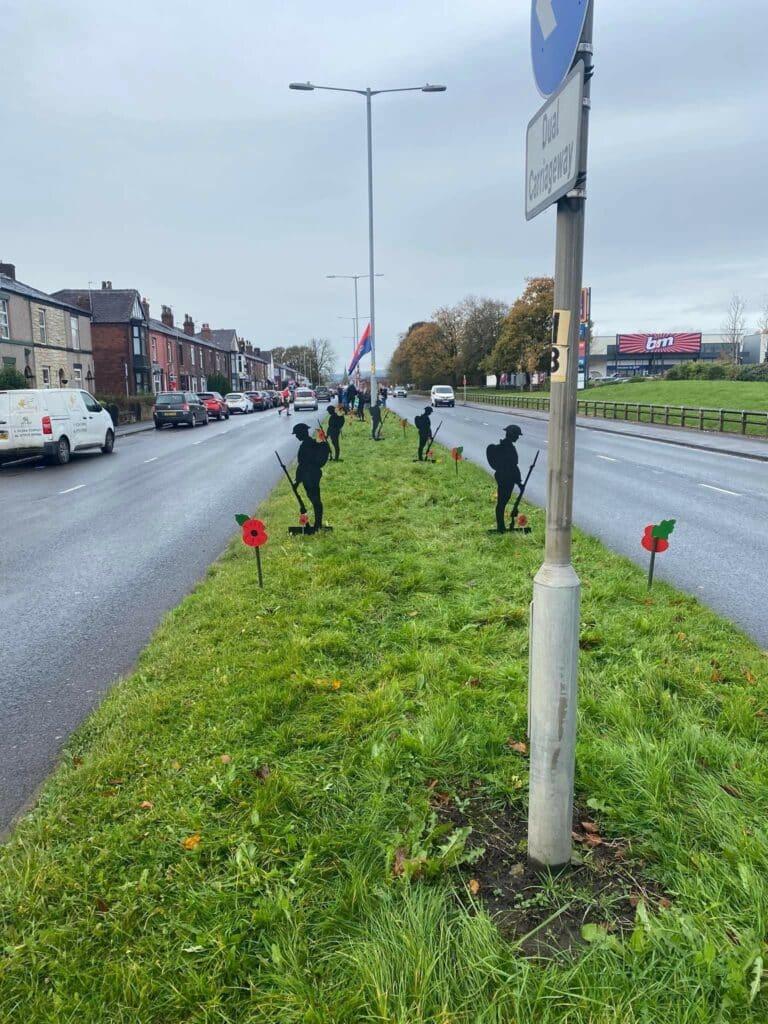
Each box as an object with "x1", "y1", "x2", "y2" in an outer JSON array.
[{"x1": 1, "y1": 416, "x2": 767, "y2": 1023}]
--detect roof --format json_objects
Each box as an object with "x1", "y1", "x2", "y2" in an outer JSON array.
[
  {"x1": 147, "y1": 318, "x2": 205, "y2": 345},
  {"x1": 0, "y1": 275, "x2": 93, "y2": 317},
  {"x1": 51, "y1": 288, "x2": 143, "y2": 324},
  {"x1": 196, "y1": 328, "x2": 238, "y2": 353}
]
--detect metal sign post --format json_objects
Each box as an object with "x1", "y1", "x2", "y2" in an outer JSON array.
[{"x1": 526, "y1": 0, "x2": 594, "y2": 870}]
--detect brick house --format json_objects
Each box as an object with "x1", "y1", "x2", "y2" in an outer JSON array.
[
  {"x1": 0, "y1": 263, "x2": 95, "y2": 390},
  {"x1": 52, "y1": 282, "x2": 150, "y2": 395},
  {"x1": 198, "y1": 326, "x2": 240, "y2": 391}
]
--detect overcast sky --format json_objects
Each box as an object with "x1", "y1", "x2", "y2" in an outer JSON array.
[{"x1": 2, "y1": 0, "x2": 767, "y2": 372}]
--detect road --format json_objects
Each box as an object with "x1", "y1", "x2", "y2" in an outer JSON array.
[
  {"x1": 388, "y1": 396, "x2": 768, "y2": 650},
  {"x1": 0, "y1": 407, "x2": 317, "y2": 835}
]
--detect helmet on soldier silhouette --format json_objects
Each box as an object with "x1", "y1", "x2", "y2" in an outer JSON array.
[
  {"x1": 503, "y1": 424, "x2": 522, "y2": 438},
  {"x1": 327, "y1": 405, "x2": 335, "y2": 413},
  {"x1": 292, "y1": 423, "x2": 310, "y2": 437},
  {"x1": 424, "y1": 406, "x2": 433, "y2": 415}
]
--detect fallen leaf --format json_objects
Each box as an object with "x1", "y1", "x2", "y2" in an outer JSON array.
[
  {"x1": 108, "y1": 778, "x2": 125, "y2": 785},
  {"x1": 172, "y1": 760, "x2": 181, "y2": 771},
  {"x1": 572, "y1": 831, "x2": 586, "y2": 843},
  {"x1": 721, "y1": 783, "x2": 743, "y2": 798},
  {"x1": 220, "y1": 754, "x2": 231, "y2": 764},
  {"x1": 744, "y1": 669, "x2": 756, "y2": 684},
  {"x1": 466, "y1": 677, "x2": 481, "y2": 688},
  {"x1": 95, "y1": 898, "x2": 110, "y2": 914},
  {"x1": 392, "y1": 847, "x2": 409, "y2": 877},
  {"x1": 643, "y1": 598, "x2": 654, "y2": 606},
  {"x1": 330, "y1": 680, "x2": 342, "y2": 690},
  {"x1": 756, "y1": 710, "x2": 768, "y2": 721},
  {"x1": 219, "y1": 675, "x2": 228, "y2": 685},
  {"x1": 628, "y1": 894, "x2": 641, "y2": 907},
  {"x1": 711, "y1": 670, "x2": 723, "y2": 683},
  {"x1": 510, "y1": 861, "x2": 525, "y2": 878},
  {"x1": 426, "y1": 779, "x2": 438, "y2": 790},
  {"x1": 585, "y1": 833, "x2": 604, "y2": 847},
  {"x1": 430, "y1": 791, "x2": 451, "y2": 807},
  {"x1": 468, "y1": 879, "x2": 481, "y2": 896},
  {"x1": 254, "y1": 765, "x2": 271, "y2": 781},
  {"x1": 676, "y1": 632, "x2": 687, "y2": 641},
  {"x1": 581, "y1": 821, "x2": 600, "y2": 835},
  {"x1": 408, "y1": 611, "x2": 418, "y2": 618},
  {"x1": 72, "y1": 756, "x2": 83, "y2": 767},
  {"x1": 506, "y1": 738, "x2": 528, "y2": 755},
  {"x1": 658, "y1": 896, "x2": 672, "y2": 910},
  {"x1": 139, "y1": 800, "x2": 154, "y2": 810},
  {"x1": 182, "y1": 834, "x2": 202, "y2": 850}
]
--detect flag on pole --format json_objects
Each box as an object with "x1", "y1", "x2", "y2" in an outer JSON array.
[{"x1": 348, "y1": 323, "x2": 371, "y2": 375}]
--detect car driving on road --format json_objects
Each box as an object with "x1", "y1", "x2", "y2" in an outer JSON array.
[
  {"x1": 293, "y1": 387, "x2": 318, "y2": 411},
  {"x1": 430, "y1": 385, "x2": 455, "y2": 407},
  {"x1": 0, "y1": 387, "x2": 115, "y2": 466},
  {"x1": 153, "y1": 391, "x2": 209, "y2": 429}
]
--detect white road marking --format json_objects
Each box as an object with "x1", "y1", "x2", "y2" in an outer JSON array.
[
  {"x1": 482, "y1": 422, "x2": 489, "y2": 426},
  {"x1": 143, "y1": 457, "x2": 158, "y2": 464},
  {"x1": 59, "y1": 484, "x2": 85, "y2": 494},
  {"x1": 596, "y1": 455, "x2": 618, "y2": 462},
  {"x1": 193, "y1": 440, "x2": 205, "y2": 445},
  {"x1": 699, "y1": 483, "x2": 741, "y2": 496}
]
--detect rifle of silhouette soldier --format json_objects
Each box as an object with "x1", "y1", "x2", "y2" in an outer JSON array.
[
  {"x1": 423, "y1": 420, "x2": 442, "y2": 459},
  {"x1": 275, "y1": 449, "x2": 309, "y2": 529},
  {"x1": 486, "y1": 424, "x2": 527, "y2": 533},
  {"x1": 413, "y1": 406, "x2": 434, "y2": 460},
  {"x1": 375, "y1": 408, "x2": 390, "y2": 439},
  {"x1": 508, "y1": 450, "x2": 539, "y2": 533},
  {"x1": 291, "y1": 422, "x2": 330, "y2": 533},
  {"x1": 324, "y1": 405, "x2": 345, "y2": 461}
]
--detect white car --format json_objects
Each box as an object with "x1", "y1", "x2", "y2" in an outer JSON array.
[
  {"x1": 430, "y1": 385, "x2": 455, "y2": 407},
  {"x1": 0, "y1": 387, "x2": 115, "y2": 466},
  {"x1": 225, "y1": 392, "x2": 254, "y2": 414},
  {"x1": 393, "y1": 386, "x2": 407, "y2": 398},
  {"x1": 293, "y1": 388, "x2": 318, "y2": 411}
]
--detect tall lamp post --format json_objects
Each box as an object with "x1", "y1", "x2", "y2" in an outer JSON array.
[
  {"x1": 327, "y1": 273, "x2": 382, "y2": 365},
  {"x1": 290, "y1": 80, "x2": 446, "y2": 403}
]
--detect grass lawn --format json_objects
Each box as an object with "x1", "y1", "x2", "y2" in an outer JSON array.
[
  {"x1": 1, "y1": 416, "x2": 768, "y2": 1023},
  {"x1": 591, "y1": 381, "x2": 768, "y2": 413}
]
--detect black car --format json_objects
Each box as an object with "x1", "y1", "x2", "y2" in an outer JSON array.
[
  {"x1": 314, "y1": 386, "x2": 331, "y2": 403},
  {"x1": 153, "y1": 391, "x2": 209, "y2": 429}
]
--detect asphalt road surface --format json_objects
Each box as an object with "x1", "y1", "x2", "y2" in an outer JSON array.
[
  {"x1": 0, "y1": 407, "x2": 318, "y2": 835},
  {"x1": 388, "y1": 396, "x2": 768, "y2": 650}
]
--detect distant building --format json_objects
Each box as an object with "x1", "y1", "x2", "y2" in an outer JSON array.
[{"x1": 589, "y1": 332, "x2": 741, "y2": 378}]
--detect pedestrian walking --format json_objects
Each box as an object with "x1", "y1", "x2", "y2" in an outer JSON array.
[
  {"x1": 413, "y1": 406, "x2": 433, "y2": 460},
  {"x1": 278, "y1": 386, "x2": 291, "y2": 417},
  {"x1": 326, "y1": 404, "x2": 345, "y2": 461},
  {"x1": 292, "y1": 422, "x2": 329, "y2": 532},
  {"x1": 486, "y1": 424, "x2": 523, "y2": 533},
  {"x1": 380, "y1": 385, "x2": 388, "y2": 407},
  {"x1": 345, "y1": 382, "x2": 357, "y2": 415}
]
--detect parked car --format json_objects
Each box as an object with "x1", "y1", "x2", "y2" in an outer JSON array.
[
  {"x1": 247, "y1": 391, "x2": 270, "y2": 411},
  {"x1": 153, "y1": 391, "x2": 208, "y2": 429},
  {"x1": 314, "y1": 385, "x2": 331, "y2": 403},
  {"x1": 266, "y1": 390, "x2": 280, "y2": 407},
  {"x1": 0, "y1": 387, "x2": 115, "y2": 466},
  {"x1": 293, "y1": 387, "x2": 318, "y2": 411},
  {"x1": 393, "y1": 386, "x2": 407, "y2": 398},
  {"x1": 197, "y1": 391, "x2": 230, "y2": 420},
  {"x1": 225, "y1": 392, "x2": 254, "y2": 414},
  {"x1": 430, "y1": 385, "x2": 455, "y2": 407}
]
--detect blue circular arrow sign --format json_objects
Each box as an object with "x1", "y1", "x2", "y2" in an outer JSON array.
[{"x1": 531, "y1": 0, "x2": 589, "y2": 97}]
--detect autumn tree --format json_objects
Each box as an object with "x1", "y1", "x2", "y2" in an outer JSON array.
[
  {"x1": 481, "y1": 276, "x2": 554, "y2": 380},
  {"x1": 721, "y1": 293, "x2": 746, "y2": 365},
  {"x1": 271, "y1": 339, "x2": 336, "y2": 382},
  {"x1": 458, "y1": 296, "x2": 509, "y2": 384}
]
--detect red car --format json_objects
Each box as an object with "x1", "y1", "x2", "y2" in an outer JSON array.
[
  {"x1": 247, "y1": 391, "x2": 270, "y2": 411},
  {"x1": 197, "y1": 392, "x2": 230, "y2": 421}
]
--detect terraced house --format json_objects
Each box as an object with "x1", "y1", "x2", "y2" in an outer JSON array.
[{"x1": 0, "y1": 263, "x2": 95, "y2": 390}]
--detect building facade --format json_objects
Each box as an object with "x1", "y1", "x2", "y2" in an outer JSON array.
[{"x1": 0, "y1": 263, "x2": 95, "y2": 390}]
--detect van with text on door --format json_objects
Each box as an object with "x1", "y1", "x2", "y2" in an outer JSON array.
[{"x1": 0, "y1": 388, "x2": 115, "y2": 466}]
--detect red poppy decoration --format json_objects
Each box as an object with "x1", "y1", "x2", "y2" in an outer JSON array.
[
  {"x1": 641, "y1": 519, "x2": 675, "y2": 553},
  {"x1": 235, "y1": 514, "x2": 268, "y2": 548},
  {"x1": 316, "y1": 428, "x2": 326, "y2": 442},
  {"x1": 517, "y1": 515, "x2": 528, "y2": 528},
  {"x1": 450, "y1": 446, "x2": 464, "y2": 461},
  {"x1": 299, "y1": 513, "x2": 309, "y2": 527}
]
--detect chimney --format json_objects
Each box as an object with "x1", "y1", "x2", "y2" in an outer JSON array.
[
  {"x1": 141, "y1": 296, "x2": 150, "y2": 320},
  {"x1": 107, "y1": 280, "x2": 112, "y2": 289},
  {"x1": 200, "y1": 322, "x2": 213, "y2": 340},
  {"x1": 161, "y1": 305, "x2": 174, "y2": 328},
  {"x1": 101, "y1": 281, "x2": 107, "y2": 289},
  {"x1": 183, "y1": 313, "x2": 195, "y2": 336},
  {"x1": 0, "y1": 262, "x2": 16, "y2": 280}
]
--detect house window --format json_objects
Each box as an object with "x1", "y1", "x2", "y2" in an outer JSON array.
[
  {"x1": 191, "y1": 346, "x2": 196, "y2": 366},
  {"x1": 132, "y1": 325, "x2": 143, "y2": 357},
  {"x1": 151, "y1": 336, "x2": 157, "y2": 361},
  {"x1": 38, "y1": 308, "x2": 47, "y2": 344},
  {"x1": 167, "y1": 340, "x2": 172, "y2": 362},
  {"x1": 0, "y1": 299, "x2": 8, "y2": 339},
  {"x1": 42, "y1": 366, "x2": 51, "y2": 386},
  {"x1": 73, "y1": 364, "x2": 82, "y2": 384},
  {"x1": 178, "y1": 342, "x2": 184, "y2": 365},
  {"x1": 70, "y1": 315, "x2": 80, "y2": 350}
]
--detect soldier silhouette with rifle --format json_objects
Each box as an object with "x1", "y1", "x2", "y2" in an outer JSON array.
[
  {"x1": 486, "y1": 424, "x2": 523, "y2": 533},
  {"x1": 326, "y1": 404, "x2": 345, "y2": 461},
  {"x1": 370, "y1": 398, "x2": 383, "y2": 440},
  {"x1": 414, "y1": 406, "x2": 433, "y2": 461},
  {"x1": 292, "y1": 422, "x2": 330, "y2": 533}
]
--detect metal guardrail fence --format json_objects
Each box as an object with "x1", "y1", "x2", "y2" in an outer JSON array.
[{"x1": 412, "y1": 389, "x2": 768, "y2": 438}]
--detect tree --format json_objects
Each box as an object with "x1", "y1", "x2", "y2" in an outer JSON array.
[
  {"x1": 0, "y1": 365, "x2": 26, "y2": 389},
  {"x1": 721, "y1": 292, "x2": 746, "y2": 365},
  {"x1": 206, "y1": 371, "x2": 230, "y2": 395},
  {"x1": 270, "y1": 340, "x2": 336, "y2": 383},
  {"x1": 481, "y1": 277, "x2": 554, "y2": 381},
  {"x1": 459, "y1": 296, "x2": 509, "y2": 384}
]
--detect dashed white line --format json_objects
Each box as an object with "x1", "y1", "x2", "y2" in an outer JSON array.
[
  {"x1": 144, "y1": 457, "x2": 158, "y2": 464},
  {"x1": 59, "y1": 484, "x2": 85, "y2": 494},
  {"x1": 596, "y1": 455, "x2": 618, "y2": 462},
  {"x1": 193, "y1": 440, "x2": 205, "y2": 445},
  {"x1": 699, "y1": 483, "x2": 741, "y2": 496}
]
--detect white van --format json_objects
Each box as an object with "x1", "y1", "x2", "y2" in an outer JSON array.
[
  {"x1": 0, "y1": 388, "x2": 115, "y2": 466},
  {"x1": 430, "y1": 384, "x2": 455, "y2": 407}
]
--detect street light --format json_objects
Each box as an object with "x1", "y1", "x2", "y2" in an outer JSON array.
[
  {"x1": 291, "y1": 80, "x2": 446, "y2": 402},
  {"x1": 327, "y1": 274, "x2": 382, "y2": 365}
]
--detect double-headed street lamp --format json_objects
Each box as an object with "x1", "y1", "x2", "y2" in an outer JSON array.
[
  {"x1": 327, "y1": 273, "x2": 382, "y2": 363},
  {"x1": 290, "y1": 80, "x2": 447, "y2": 402}
]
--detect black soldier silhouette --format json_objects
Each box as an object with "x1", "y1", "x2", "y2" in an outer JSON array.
[
  {"x1": 486, "y1": 424, "x2": 523, "y2": 532},
  {"x1": 345, "y1": 382, "x2": 357, "y2": 414},
  {"x1": 326, "y1": 404, "x2": 345, "y2": 461},
  {"x1": 413, "y1": 406, "x2": 433, "y2": 460},
  {"x1": 292, "y1": 422, "x2": 330, "y2": 532},
  {"x1": 370, "y1": 399, "x2": 383, "y2": 440}
]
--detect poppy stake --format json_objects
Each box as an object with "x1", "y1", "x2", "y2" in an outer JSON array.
[
  {"x1": 641, "y1": 519, "x2": 676, "y2": 588},
  {"x1": 451, "y1": 445, "x2": 464, "y2": 477},
  {"x1": 236, "y1": 514, "x2": 268, "y2": 588}
]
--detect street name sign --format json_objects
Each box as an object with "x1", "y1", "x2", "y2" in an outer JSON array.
[
  {"x1": 525, "y1": 62, "x2": 583, "y2": 221},
  {"x1": 531, "y1": 0, "x2": 590, "y2": 97}
]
